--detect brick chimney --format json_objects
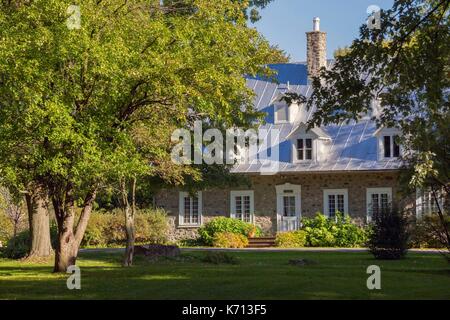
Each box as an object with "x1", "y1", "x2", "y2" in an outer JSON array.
[{"x1": 306, "y1": 17, "x2": 327, "y2": 79}]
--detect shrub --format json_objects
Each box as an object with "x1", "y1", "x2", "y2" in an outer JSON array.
[
  {"x1": 82, "y1": 209, "x2": 169, "y2": 247},
  {"x1": 0, "y1": 212, "x2": 14, "y2": 245},
  {"x1": 275, "y1": 230, "x2": 307, "y2": 248},
  {"x1": 138, "y1": 209, "x2": 170, "y2": 244},
  {"x1": 2, "y1": 225, "x2": 58, "y2": 259},
  {"x1": 410, "y1": 214, "x2": 449, "y2": 249},
  {"x1": 201, "y1": 251, "x2": 239, "y2": 265},
  {"x1": 198, "y1": 217, "x2": 261, "y2": 246},
  {"x1": 212, "y1": 232, "x2": 249, "y2": 248},
  {"x1": 333, "y1": 214, "x2": 368, "y2": 247},
  {"x1": 368, "y1": 207, "x2": 409, "y2": 260},
  {"x1": 302, "y1": 213, "x2": 368, "y2": 248},
  {"x1": 2, "y1": 230, "x2": 30, "y2": 259}
]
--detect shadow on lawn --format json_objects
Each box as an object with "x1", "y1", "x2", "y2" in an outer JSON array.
[{"x1": 1, "y1": 251, "x2": 449, "y2": 300}]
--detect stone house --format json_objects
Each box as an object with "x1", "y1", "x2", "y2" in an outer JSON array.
[{"x1": 156, "y1": 18, "x2": 440, "y2": 240}]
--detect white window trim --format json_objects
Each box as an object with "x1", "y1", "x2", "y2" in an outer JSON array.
[
  {"x1": 274, "y1": 103, "x2": 289, "y2": 124},
  {"x1": 376, "y1": 127, "x2": 402, "y2": 161},
  {"x1": 291, "y1": 135, "x2": 316, "y2": 164},
  {"x1": 178, "y1": 191, "x2": 203, "y2": 227},
  {"x1": 230, "y1": 190, "x2": 255, "y2": 223},
  {"x1": 366, "y1": 187, "x2": 392, "y2": 222},
  {"x1": 323, "y1": 189, "x2": 349, "y2": 218}
]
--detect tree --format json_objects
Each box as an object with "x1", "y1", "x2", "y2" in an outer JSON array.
[
  {"x1": 0, "y1": 178, "x2": 52, "y2": 259},
  {"x1": 285, "y1": 0, "x2": 449, "y2": 253},
  {"x1": 0, "y1": 0, "x2": 279, "y2": 272},
  {"x1": 24, "y1": 185, "x2": 53, "y2": 258},
  {"x1": 333, "y1": 46, "x2": 351, "y2": 58}
]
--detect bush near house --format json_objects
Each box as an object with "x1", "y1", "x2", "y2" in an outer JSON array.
[
  {"x1": 82, "y1": 209, "x2": 169, "y2": 247},
  {"x1": 198, "y1": 217, "x2": 261, "y2": 246},
  {"x1": 301, "y1": 213, "x2": 368, "y2": 248},
  {"x1": 410, "y1": 214, "x2": 449, "y2": 249},
  {"x1": 275, "y1": 230, "x2": 307, "y2": 248},
  {"x1": 368, "y1": 207, "x2": 409, "y2": 260},
  {"x1": 212, "y1": 232, "x2": 249, "y2": 248}
]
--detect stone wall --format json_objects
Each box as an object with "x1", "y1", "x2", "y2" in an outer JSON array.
[{"x1": 156, "y1": 171, "x2": 406, "y2": 240}]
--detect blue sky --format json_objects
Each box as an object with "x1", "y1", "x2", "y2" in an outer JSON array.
[{"x1": 253, "y1": 0, "x2": 394, "y2": 62}]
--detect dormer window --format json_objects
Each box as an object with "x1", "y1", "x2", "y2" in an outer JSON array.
[
  {"x1": 296, "y1": 138, "x2": 313, "y2": 161},
  {"x1": 274, "y1": 103, "x2": 289, "y2": 124},
  {"x1": 287, "y1": 122, "x2": 331, "y2": 164},
  {"x1": 374, "y1": 127, "x2": 402, "y2": 161},
  {"x1": 383, "y1": 135, "x2": 400, "y2": 158}
]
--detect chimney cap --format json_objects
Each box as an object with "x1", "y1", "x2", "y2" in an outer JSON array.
[{"x1": 313, "y1": 17, "x2": 320, "y2": 31}]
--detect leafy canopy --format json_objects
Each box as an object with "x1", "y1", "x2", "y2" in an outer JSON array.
[{"x1": 0, "y1": 0, "x2": 279, "y2": 195}]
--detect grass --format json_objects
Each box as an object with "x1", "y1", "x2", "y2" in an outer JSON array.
[{"x1": 0, "y1": 250, "x2": 449, "y2": 300}]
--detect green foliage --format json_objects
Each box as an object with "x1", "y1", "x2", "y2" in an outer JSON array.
[
  {"x1": 2, "y1": 231, "x2": 30, "y2": 259},
  {"x1": 212, "y1": 232, "x2": 249, "y2": 248},
  {"x1": 368, "y1": 208, "x2": 410, "y2": 260},
  {"x1": 410, "y1": 214, "x2": 449, "y2": 249},
  {"x1": 0, "y1": 0, "x2": 280, "y2": 258},
  {"x1": 302, "y1": 213, "x2": 368, "y2": 248},
  {"x1": 2, "y1": 225, "x2": 58, "y2": 259},
  {"x1": 333, "y1": 46, "x2": 352, "y2": 58},
  {"x1": 201, "y1": 251, "x2": 239, "y2": 265},
  {"x1": 82, "y1": 209, "x2": 169, "y2": 247},
  {"x1": 0, "y1": 212, "x2": 13, "y2": 244},
  {"x1": 198, "y1": 217, "x2": 261, "y2": 246},
  {"x1": 275, "y1": 230, "x2": 307, "y2": 248}
]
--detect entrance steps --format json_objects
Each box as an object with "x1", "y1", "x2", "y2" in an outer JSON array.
[{"x1": 247, "y1": 237, "x2": 276, "y2": 248}]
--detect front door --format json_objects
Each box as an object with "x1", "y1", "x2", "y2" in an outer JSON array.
[{"x1": 276, "y1": 184, "x2": 301, "y2": 232}]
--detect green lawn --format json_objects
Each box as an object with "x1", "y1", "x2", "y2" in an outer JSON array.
[{"x1": 0, "y1": 250, "x2": 449, "y2": 300}]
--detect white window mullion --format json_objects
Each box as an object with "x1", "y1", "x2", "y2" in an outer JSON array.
[
  {"x1": 230, "y1": 191, "x2": 254, "y2": 223},
  {"x1": 323, "y1": 189, "x2": 348, "y2": 219},
  {"x1": 366, "y1": 188, "x2": 392, "y2": 222},
  {"x1": 179, "y1": 191, "x2": 202, "y2": 227}
]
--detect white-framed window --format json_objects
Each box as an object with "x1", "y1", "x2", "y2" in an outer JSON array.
[
  {"x1": 416, "y1": 188, "x2": 446, "y2": 219},
  {"x1": 274, "y1": 103, "x2": 289, "y2": 124},
  {"x1": 179, "y1": 191, "x2": 202, "y2": 227},
  {"x1": 382, "y1": 135, "x2": 401, "y2": 159},
  {"x1": 366, "y1": 188, "x2": 392, "y2": 222},
  {"x1": 230, "y1": 191, "x2": 254, "y2": 223},
  {"x1": 294, "y1": 138, "x2": 314, "y2": 162},
  {"x1": 323, "y1": 189, "x2": 349, "y2": 219}
]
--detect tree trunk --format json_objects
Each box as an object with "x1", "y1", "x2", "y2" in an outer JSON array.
[
  {"x1": 53, "y1": 202, "x2": 77, "y2": 272},
  {"x1": 122, "y1": 177, "x2": 136, "y2": 267},
  {"x1": 25, "y1": 186, "x2": 53, "y2": 259},
  {"x1": 53, "y1": 188, "x2": 97, "y2": 273}
]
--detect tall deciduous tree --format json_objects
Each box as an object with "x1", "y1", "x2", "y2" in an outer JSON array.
[{"x1": 0, "y1": 0, "x2": 279, "y2": 271}]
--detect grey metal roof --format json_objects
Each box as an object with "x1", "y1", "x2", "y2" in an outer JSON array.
[{"x1": 232, "y1": 63, "x2": 402, "y2": 174}]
